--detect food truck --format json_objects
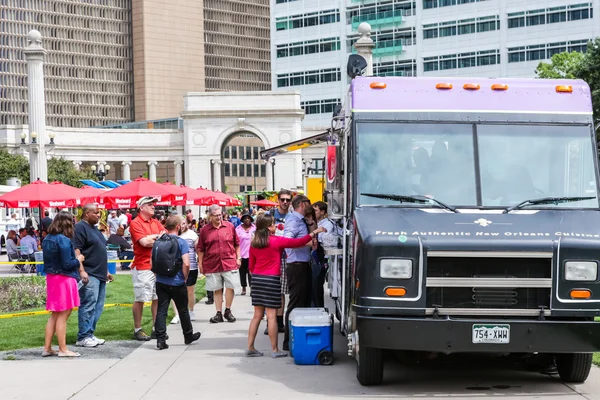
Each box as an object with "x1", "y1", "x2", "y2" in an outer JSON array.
[{"x1": 261, "y1": 55, "x2": 600, "y2": 386}]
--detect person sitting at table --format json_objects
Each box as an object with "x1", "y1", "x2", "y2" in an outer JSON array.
[
  {"x1": 108, "y1": 227, "x2": 133, "y2": 269},
  {"x1": 6, "y1": 230, "x2": 18, "y2": 259},
  {"x1": 20, "y1": 228, "x2": 39, "y2": 261}
]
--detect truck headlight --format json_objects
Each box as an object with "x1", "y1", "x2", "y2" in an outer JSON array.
[
  {"x1": 380, "y1": 259, "x2": 412, "y2": 279},
  {"x1": 565, "y1": 261, "x2": 598, "y2": 281}
]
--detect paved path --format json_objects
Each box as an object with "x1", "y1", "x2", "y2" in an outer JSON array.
[{"x1": 2, "y1": 292, "x2": 600, "y2": 399}]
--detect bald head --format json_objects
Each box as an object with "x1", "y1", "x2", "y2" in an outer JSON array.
[{"x1": 82, "y1": 203, "x2": 99, "y2": 224}]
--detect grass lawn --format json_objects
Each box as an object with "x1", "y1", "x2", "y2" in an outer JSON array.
[{"x1": 0, "y1": 275, "x2": 206, "y2": 352}]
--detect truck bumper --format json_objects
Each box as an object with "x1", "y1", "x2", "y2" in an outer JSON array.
[{"x1": 357, "y1": 316, "x2": 600, "y2": 353}]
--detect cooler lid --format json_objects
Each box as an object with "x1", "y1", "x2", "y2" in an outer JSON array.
[{"x1": 291, "y1": 313, "x2": 330, "y2": 327}]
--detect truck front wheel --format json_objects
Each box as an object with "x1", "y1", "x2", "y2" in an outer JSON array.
[
  {"x1": 556, "y1": 353, "x2": 593, "y2": 383},
  {"x1": 357, "y1": 345, "x2": 383, "y2": 386}
]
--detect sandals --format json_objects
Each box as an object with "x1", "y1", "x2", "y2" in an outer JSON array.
[
  {"x1": 271, "y1": 351, "x2": 288, "y2": 358},
  {"x1": 58, "y1": 350, "x2": 81, "y2": 358},
  {"x1": 41, "y1": 350, "x2": 57, "y2": 357},
  {"x1": 245, "y1": 349, "x2": 264, "y2": 357}
]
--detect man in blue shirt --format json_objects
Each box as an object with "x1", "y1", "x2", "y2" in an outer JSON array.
[
  {"x1": 154, "y1": 215, "x2": 201, "y2": 350},
  {"x1": 282, "y1": 194, "x2": 314, "y2": 351}
]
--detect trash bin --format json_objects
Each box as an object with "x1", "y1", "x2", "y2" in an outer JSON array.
[
  {"x1": 34, "y1": 251, "x2": 45, "y2": 276},
  {"x1": 107, "y1": 250, "x2": 118, "y2": 275},
  {"x1": 289, "y1": 308, "x2": 333, "y2": 365}
]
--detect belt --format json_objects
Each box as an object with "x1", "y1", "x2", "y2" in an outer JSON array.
[{"x1": 287, "y1": 261, "x2": 310, "y2": 265}]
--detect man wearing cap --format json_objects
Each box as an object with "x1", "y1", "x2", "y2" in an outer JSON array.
[
  {"x1": 129, "y1": 196, "x2": 165, "y2": 341},
  {"x1": 235, "y1": 213, "x2": 255, "y2": 295}
]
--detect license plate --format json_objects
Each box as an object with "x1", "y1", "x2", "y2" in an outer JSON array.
[{"x1": 472, "y1": 324, "x2": 510, "y2": 344}]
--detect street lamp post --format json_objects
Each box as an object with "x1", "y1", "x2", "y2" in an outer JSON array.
[{"x1": 91, "y1": 164, "x2": 111, "y2": 181}]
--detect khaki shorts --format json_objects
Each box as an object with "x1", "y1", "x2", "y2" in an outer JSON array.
[
  {"x1": 132, "y1": 269, "x2": 157, "y2": 302},
  {"x1": 205, "y1": 270, "x2": 241, "y2": 293}
]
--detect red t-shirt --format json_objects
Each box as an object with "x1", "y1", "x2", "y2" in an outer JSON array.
[
  {"x1": 249, "y1": 235, "x2": 312, "y2": 276},
  {"x1": 126, "y1": 213, "x2": 132, "y2": 224},
  {"x1": 129, "y1": 216, "x2": 163, "y2": 270},
  {"x1": 197, "y1": 221, "x2": 239, "y2": 274}
]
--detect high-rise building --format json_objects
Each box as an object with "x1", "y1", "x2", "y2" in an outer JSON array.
[
  {"x1": 204, "y1": 0, "x2": 271, "y2": 91},
  {"x1": 0, "y1": 0, "x2": 271, "y2": 128},
  {"x1": 271, "y1": 0, "x2": 600, "y2": 128}
]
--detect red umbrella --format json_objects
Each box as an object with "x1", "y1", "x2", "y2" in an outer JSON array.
[
  {"x1": 79, "y1": 186, "x2": 109, "y2": 209},
  {"x1": 250, "y1": 199, "x2": 278, "y2": 207},
  {"x1": 0, "y1": 180, "x2": 89, "y2": 208},
  {"x1": 210, "y1": 191, "x2": 242, "y2": 207},
  {"x1": 154, "y1": 182, "x2": 188, "y2": 206},
  {"x1": 101, "y1": 177, "x2": 181, "y2": 209}
]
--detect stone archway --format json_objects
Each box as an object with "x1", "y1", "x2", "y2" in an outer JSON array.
[
  {"x1": 220, "y1": 131, "x2": 267, "y2": 196},
  {"x1": 182, "y1": 92, "x2": 305, "y2": 193}
]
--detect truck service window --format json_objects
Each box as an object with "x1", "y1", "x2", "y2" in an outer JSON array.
[
  {"x1": 357, "y1": 123, "x2": 477, "y2": 207},
  {"x1": 477, "y1": 124, "x2": 599, "y2": 208}
]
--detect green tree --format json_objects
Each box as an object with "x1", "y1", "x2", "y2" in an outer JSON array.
[
  {"x1": 48, "y1": 157, "x2": 96, "y2": 187},
  {"x1": 535, "y1": 51, "x2": 585, "y2": 79},
  {"x1": 0, "y1": 150, "x2": 30, "y2": 185},
  {"x1": 575, "y1": 38, "x2": 600, "y2": 126}
]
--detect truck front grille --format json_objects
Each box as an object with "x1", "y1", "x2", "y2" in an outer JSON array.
[{"x1": 425, "y1": 253, "x2": 552, "y2": 314}]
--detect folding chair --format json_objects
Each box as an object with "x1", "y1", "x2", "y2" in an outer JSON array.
[{"x1": 16, "y1": 246, "x2": 35, "y2": 273}]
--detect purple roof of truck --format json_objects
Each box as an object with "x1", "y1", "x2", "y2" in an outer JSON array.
[{"x1": 351, "y1": 77, "x2": 592, "y2": 115}]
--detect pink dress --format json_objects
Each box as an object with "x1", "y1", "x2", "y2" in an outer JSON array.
[{"x1": 46, "y1": 274, "x2": 80, "y2": 312}]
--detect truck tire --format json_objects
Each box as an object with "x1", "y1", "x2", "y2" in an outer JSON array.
[
  {"x1": 357, "y1": 346, "x2": 383, "y2": 386},
  {"x1": 556, "y1": 353, "x2": 593, "y2": 383}
]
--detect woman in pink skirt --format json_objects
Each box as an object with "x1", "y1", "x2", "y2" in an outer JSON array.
[{"x1": 42, "y1": 211, "x2": 85, "y2": 357}]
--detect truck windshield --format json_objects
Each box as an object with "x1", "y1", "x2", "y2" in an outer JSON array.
[{"x1": 357, "y1": 123, "x2": 599, "y2": 208}]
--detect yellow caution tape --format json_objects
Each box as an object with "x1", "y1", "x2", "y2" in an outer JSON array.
[{"x1": 0, "y1": 302, "x2": 153, "y2": 319}]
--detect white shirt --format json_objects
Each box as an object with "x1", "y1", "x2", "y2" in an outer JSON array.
[
  {"x1": 6, "y1": 218, "x2": 20, "y2": 232},
  {"x1": 317, "y1": 218, "x2": 338, "y2": 248},
  {"x1": 118, "y1": 214, "x2": 128, "y2": 227}
]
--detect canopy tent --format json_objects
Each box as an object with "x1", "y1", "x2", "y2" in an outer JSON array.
[
  {"x1": 0, "y1": 180, "x2": 94, "y2": 208},
  {"x1": 100, "y1": 177, "x2": 182, "y2": 208}
]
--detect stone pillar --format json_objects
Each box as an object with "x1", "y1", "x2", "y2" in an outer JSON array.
[
  {"x1": 24, "y1": 30, "x2": 48, "y2": 182},
  {"x1": 121, "y1": 161, "x2": 132, "y2": 181},
  {"x1": 148, "y1": 161, "x2": 158, "y2": 182},
  {"x1": 211, "y1": 159, "x2": 222, "y2": 191},
  {"x1": 265, "y1": 159, "x2": 274, "y2": 191},
  {"x1": 72, "y1": 160, "x2": 82, "y2": 171},
  {"x1": 174, "y1": 159, "x2": 183, "y2": 185},
  {"x1": 354, "y1": 23, "x2": 375, "y2": 76}
]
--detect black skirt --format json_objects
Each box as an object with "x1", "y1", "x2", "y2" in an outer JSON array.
[{"x1": 251, "y1": 274, "x2": 282, "y2": 309}]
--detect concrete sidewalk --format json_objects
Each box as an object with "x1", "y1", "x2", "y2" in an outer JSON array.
[{"x1": 3, "y1": 292, "x2": 600, "y2": 400}]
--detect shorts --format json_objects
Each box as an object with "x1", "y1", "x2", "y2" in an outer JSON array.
[
  {"x1": 132, "y1": 268, "x2": 157, "y2": 302},
  {"x1": 205, "y1": 270, "x2": 241, "y2": 292},
  {"x1": 280, "y1": 256, "x2": 288, "y2": 295},
  {"x1": 186, "y1": 269, "x2": 199, "y2": 287}
]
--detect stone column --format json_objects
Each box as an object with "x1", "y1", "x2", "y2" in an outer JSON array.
[
  {"x1": 148, "y1": 161, "x2": 158, "y2": 182},
  {"x1": 72, "y1": 160, "x2": 82, "y2": 171},
  {"x1": 354, "y1": 23, "x2": 375, "y2": 76},
  {"x1": 211, "y1": 159, "x2": 222, "y2": 191},
  {"x1": 265, "y1": 159, "x2": 274, "y2": 191},
  {"x1": 174, "y1": 160, "x2": 183, "y2": 185},
  {"x1": 121, "y1": 161, "x2": 132, "y2": 181},
  {"x1": 23, "y1": 30, "x2": 48, "y2": 182}
]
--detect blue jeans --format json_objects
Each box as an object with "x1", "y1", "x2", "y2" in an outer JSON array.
[{"x1": 78, "y1": 276, "x2": 106, "y2": 341}]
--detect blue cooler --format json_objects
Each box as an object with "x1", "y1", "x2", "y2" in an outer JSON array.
[
  {"x1": 289, "y1": 308, "x2": 334, "y2": 365},
  {"x1": 34, "y1": 251, "x2": 45, "y2": 276},
  {"x1": 107, "y1": 250, "x2": 118, "y2": 275}
]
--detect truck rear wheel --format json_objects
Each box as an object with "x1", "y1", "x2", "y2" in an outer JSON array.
[
  {"x1": 357, "y1": 346, "x2": 383, "y2": 386},
  {"x1": 556, "y1": 353, "x2": 593, "y2": 383}
]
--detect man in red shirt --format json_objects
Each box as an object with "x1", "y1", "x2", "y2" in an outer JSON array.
[
  {"x1": 198, "y1": 204, "x2": 241, "y2": 323},
  {"x1": 129, "y1": 196, "x2": 165, "y2": 341}
]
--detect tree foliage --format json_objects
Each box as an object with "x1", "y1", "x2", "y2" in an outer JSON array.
[
  {"x1": 536, "y1": 38, "x2": 600, "y2": 125},
  {"x1": 48, "y1": 157, "x2": 96, "y2": 187},
  {"x1": 0, "y1": 150, "x2": 30, "y2": 186},
  {"x1": 535, "y1": 51, "x2": 585, "y2": 79}
]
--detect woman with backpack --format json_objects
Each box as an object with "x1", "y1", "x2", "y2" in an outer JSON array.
[{"x1": 245, "y1": 213, "x2": 326, "y2": 358}]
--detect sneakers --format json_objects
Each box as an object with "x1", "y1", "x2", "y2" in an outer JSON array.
[
  {"x1": 184, "y1": 332, "x2": 201, "y2": 345},
  {"x1": 76, "y1": 337, "x2": 98, "y2": 347},
  {"x1": 134, "y1": 330, "x2": 152, "y2": 341},
  {"x1": 210, "y1": 312, "x2": 224, "y2": 323},
  {"x1": 170, "y1": 315, "x2": 180, "y2": 324},
  {"x1": 92, "y1": 336, "x2": 105, "y2": 345},
  {"x1": 189, "y1": 311, "x2": 196, "y2": 321},
  {"x1": 205, "y1": 299, "x2": 214, "y2": 305},
  {"x1": 157, "y1": 341, "x2": 169, "y2": 350},
  {"x1": 224, "y1": 309, "x2": 236, "y2": 323}
]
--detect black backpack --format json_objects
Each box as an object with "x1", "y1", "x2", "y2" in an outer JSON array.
[{"x1": 151, "y1": 234, "x2": 182, "y2": 277}]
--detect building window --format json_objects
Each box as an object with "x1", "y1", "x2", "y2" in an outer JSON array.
[
  {"x1": 239, "y1": 185, "x2": 246, "y2": 192},
  {"x1": 246, "y1": 146, "x2": 252, "y2": 160},
  {"x1": 507, "y1": 39, "x2": 589, "y2": 64},
  {"x1": 253, "y1": 147, "x2": 259, "y2": 159},
  {"x1": 231, "y1": 146, "x2": 237, "y2": 160},
  {"x1": 423, "y1": 0, "x2": 487, "y2": 9},
  {"x1": 247, "y1": 186, "x2": 252, "y2": 191},
  {"x1": 508, "y1": 3, "x2": 592, "y2": 29},
  {"x1": 224, "y1": 164, "x2": 230, "y2": 177},
  {"x1": 232, "y1": 164, "x2": 238, "y2": 177},
  {"x1": 276, "y1": 38, "x2": 341, "y2": 59},
  {"x1": 254, "y1": 164, "x2": 259, "y2": 177},
  {"x1": 239, "y1": 164, "x2": 245, "y2": 177},
  {"x1": 423, "y1": 50, "x2": 499, "y2": 72},
  {"x1": 246, "y1": 164, "x2": 252, "y2": 176},
  {"x1": 260, "y1": 164, "x2": 266, "y2": 177},
  {"x1": 275, "y1": 9, "x2": 340, "y2": 31},
  {"x1": 301, "y1": 98, "x2": 342, "y2": 115},
  {"x1": 224, "y1": 146, "x2": 230, "y2": 159}
]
